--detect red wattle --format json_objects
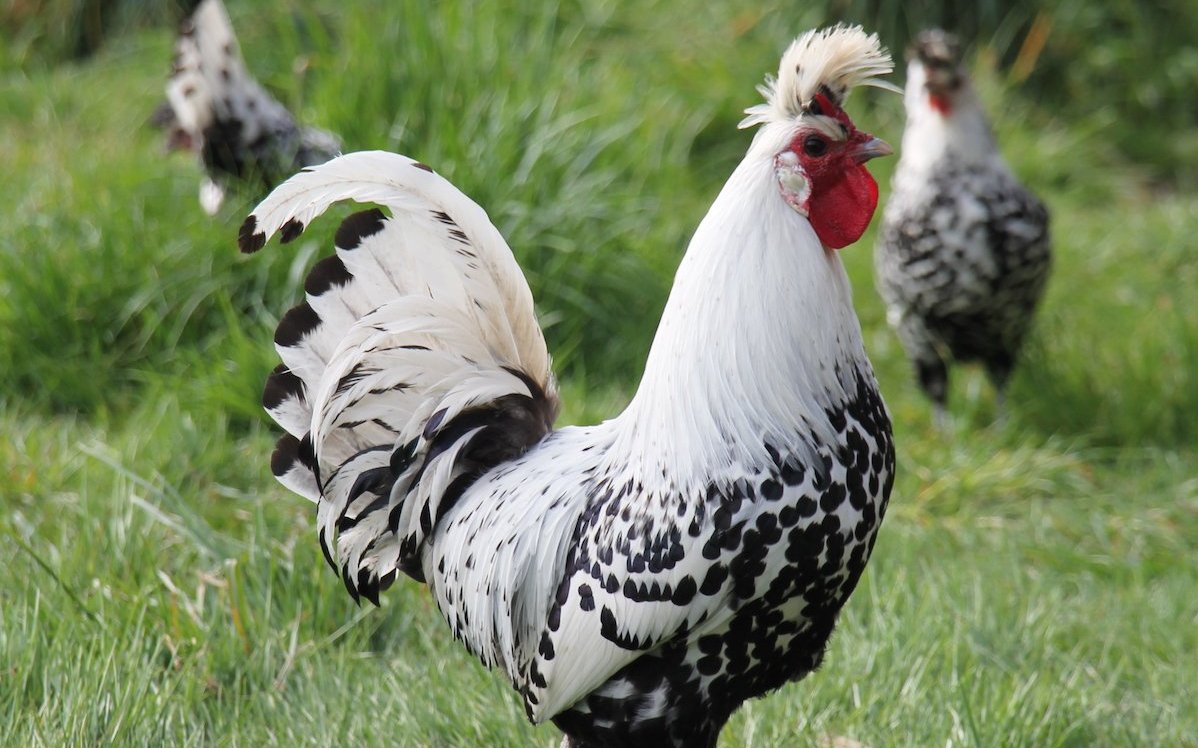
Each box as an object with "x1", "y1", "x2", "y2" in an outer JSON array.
[
  {"x1": 809, "y1": 164, "x2": 879, "y2": 250},
  {"x1": 929, "y1": 94, "x2": 953, "y2": 115}
]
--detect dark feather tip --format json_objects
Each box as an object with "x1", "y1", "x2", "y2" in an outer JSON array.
[
  {"x1": 238, "y1": 215, "x2": 266, "y2": 253},
  {"x1": 262, "y1": 364, "x2": 305, "y2": 410},
  {"x1": 341, "y1": 564, "x2": 361, "y2": 604},
  {"x1": 270, "y1": 434, "x2": 301, "y2": 477},
  {"x1": 304, "y1": 254, "x2": 354, "y2": 297},
  {"x1": 334, "y1": 208, "x2": 387, "y2": 251},
  {"x1": 358, "y1": 569, "x2": 381, "y2": 607},
  {"x1": 280, "y1": 218, "x2": 305, "y2": 244},
  {"x1": 274, "y1": 301, "x2": 322, "y2": 348},
  {"x1": 423, "y1": 408, "x2": 448, "y2": 438}
]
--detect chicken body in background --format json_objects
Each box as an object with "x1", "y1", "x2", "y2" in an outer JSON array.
[
  {"x1": 241, "y1": 25, "x2": 895, "y2": 748},
  {"x1": 162, "y1": 0, "x2": 340, "y2": 214},
  {"x1": 875, "y1": 30, "x2": 1051, "y2": 421}
]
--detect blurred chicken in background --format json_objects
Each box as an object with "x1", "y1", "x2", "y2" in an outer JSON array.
[
  {"x1": 875, "y1": 29, "x2": 1051, "y2": 423},
  {"x1": 156, "y1": 0, "x2": 340, "y2": 214}
]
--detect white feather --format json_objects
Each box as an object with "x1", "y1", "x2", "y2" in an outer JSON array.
[{"x1": 740, "y1": 24, "x2": 898, "y2": 130}]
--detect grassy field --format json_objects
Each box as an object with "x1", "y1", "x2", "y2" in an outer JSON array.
[{"x1": 2, "y1": 2, "x2": 1196, "y2": 746}]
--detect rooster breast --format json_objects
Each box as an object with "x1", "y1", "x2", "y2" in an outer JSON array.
[
  {"x1": 877, "y1": 157, "x2": 1050, "y2": 404},
  {"x1": 431, "y1": 366, "x2": 894, "y2": 748}
]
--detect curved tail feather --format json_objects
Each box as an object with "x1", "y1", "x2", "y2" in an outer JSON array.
[{"x1": 244, "y1": 151, "x2": 559, "y2": 600}]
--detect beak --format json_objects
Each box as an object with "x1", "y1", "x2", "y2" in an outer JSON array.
[{"x1": 851, "y1": 136, "x2": 893, "y2": 164}]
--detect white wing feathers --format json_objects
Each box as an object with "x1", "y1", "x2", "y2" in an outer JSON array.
[{"x1": 245, "y1": 150, "x2": 559, "y2": 603}]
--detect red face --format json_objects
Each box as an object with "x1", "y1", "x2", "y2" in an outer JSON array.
[{"x1": 782, "y1": 94, "x2": 889, "y2": 250}]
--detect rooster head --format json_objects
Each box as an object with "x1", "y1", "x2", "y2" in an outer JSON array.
[
  {"x1": 908, "y1": 29, "x2": 964, "y2": 116},
  {"x1": 741, "y1": 24, "x2": 897, "y2": 250}
]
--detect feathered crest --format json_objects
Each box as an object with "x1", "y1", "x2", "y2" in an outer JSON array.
[{"x1": 740, "y1": 24, "x2": 898, "y2": 129}]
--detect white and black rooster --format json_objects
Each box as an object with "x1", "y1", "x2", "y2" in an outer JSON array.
[
  {"x1": 161, "y1": 0, "x2": 340, "y2": 214},
  {"x1": 875, "y1": 30, "x2": 1051, "y2": 421},
  {"x1": 240, "y1": 25, "x2": 896, "y2": 748}
]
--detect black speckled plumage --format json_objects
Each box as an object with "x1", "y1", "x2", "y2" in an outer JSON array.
[
  {"x1": 548, "y1": 371, "x2": 894, "y2": 748},
  {"x1": 876, "y1": 30, "x2": 1051, "y2": 412},
  {"x1": 243, "y1": 25, "x2": 897, "y2": 748}
]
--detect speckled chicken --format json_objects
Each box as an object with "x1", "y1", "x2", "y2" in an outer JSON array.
[
  {"x1": 160, "y1": 0, "x2": 340, "y2": 214},
  {"x1": 240, "y1": 25, "x2": 896, "y2": 748},
  {"x1": 875, "y1": 30, "x2": 1051, "y2": 420}
]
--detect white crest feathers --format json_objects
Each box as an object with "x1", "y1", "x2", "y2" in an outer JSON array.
[{"x1": 740, "y1": 24, "x2": 898, "y2": 129}]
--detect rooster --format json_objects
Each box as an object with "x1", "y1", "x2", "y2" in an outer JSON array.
[
  {"x1": 161, "y1": 0, "x2": 340, "y2": 215},
  {"x1": 875, "y1": 30, "x2": 1051, "y2": 421},
  {"x1": 240, "y1": 25, "x2": 896, "y2": 748}
]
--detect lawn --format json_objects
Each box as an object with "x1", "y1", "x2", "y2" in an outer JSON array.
[{"x1": 1, "y1": 2, "x2": 1195, "y2": 746}]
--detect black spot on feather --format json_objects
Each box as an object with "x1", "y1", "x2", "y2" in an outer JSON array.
[
  {"x1": 304, "y1": 254, "x2": 353, "y2": 296},
  {"x1": 270, "y1": 433, "x2": 302, "y2": 477},
  {"x1": 600, "y1": 606, "x2": 618, "y2": 640},
  {"x1": 411, "y1": 161, "x2": 433, "y2": 173},
  {"x1": 335, "y1": 208, "x2": 387, "y2": 250},
  {"x1": 672, "y1": 575, "x2": 697, "y2": 606},
  {"x1": 262, "y1": 364, "x2": 304, "y2": 410},
  {"x1": 238, "y1": 215, "x2": 266, "y2": 253},
  {"x1": 280, "y1": 218, "x2": 305, "y2": 244},
  {"x1": 274, "y1": 301, "x2": 321, "y2": 347}
]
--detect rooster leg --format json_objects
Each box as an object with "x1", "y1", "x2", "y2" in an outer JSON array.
[
  {"x1": 994, "y1": 389, "x2": 1008, "y2": 425},
  {"x1": 914, "y1": 355, "x2": 949, "y2": 415},
  {"x1": 984, "y1": 351, "x2": 1014, "y2": 424},
  {"x1": 933, "y1": 402, "x2": 950, "y2": 432}
]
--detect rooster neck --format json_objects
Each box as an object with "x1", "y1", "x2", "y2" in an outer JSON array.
[
  {"x1": 608, "y1": 154, "x2": 871, "y2": 485},
  {"x1": 897, "y1": 63, "x2": 999, "y2": 180}
]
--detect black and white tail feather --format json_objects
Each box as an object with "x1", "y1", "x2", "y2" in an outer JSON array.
[{"x1": 241, "y1": 151, "x2": 558, "y2": 602}]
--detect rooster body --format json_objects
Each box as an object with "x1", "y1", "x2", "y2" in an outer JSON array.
[
  {"x1": 243, "y1": 26, "x2": 895, "y2": 747},
  {"x1": 875, "y1": 30, "x2": 1051, "y2": 416},
  {"x1": 163, "y1": 0, "x2": 340, "y2": 214}
]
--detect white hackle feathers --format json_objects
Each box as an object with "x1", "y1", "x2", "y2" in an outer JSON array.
[{"x1": 740, "y1": 24, "x2": 899, "y2": 130}]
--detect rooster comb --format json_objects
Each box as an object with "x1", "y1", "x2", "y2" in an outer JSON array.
[{"x1": 740, "y1": 24, "x2": 898, "y2": 129}]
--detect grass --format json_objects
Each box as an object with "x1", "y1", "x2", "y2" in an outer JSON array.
[{"x1": 1, "y1": 1, "x2": 1196, "y2": 745}]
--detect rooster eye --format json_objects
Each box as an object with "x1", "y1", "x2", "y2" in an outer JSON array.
[{"x1": 802, "y1": 136, "x2": 828, "y2": 157}]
